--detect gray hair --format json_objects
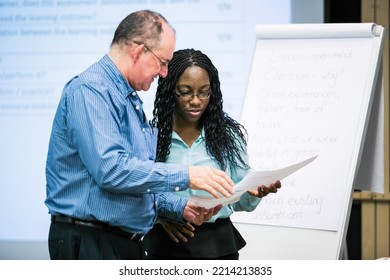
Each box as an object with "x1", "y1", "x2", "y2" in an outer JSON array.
[{"x1": 111, "y1": 10, "x2": 174, "y2": 49}]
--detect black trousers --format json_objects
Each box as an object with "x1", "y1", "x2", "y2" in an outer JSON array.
[{"x1": 48, "y1": 221, "x2": 143, "y2": 260}]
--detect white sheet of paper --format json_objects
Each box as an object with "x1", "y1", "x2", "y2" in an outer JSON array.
[{"x1": 189, "y1": 155, "x2": 318, "y2": 208}]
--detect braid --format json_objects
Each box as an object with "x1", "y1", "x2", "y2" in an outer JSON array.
[
  {"x1": 151, "y1": 52, "x2": 190, "y2": 162},
  {"x1": 151, "y1": 49, "x2": 249, "y2": 170}
]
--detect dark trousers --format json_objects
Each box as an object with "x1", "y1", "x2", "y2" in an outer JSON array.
[{"x1": 48, "y1": 222, "x2": 143, "y2": 260}]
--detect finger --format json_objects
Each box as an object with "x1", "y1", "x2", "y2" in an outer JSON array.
[
  {"x1": 192, "y1": 208, "x2": 205, "y2": 226},
  {"x1": 203, "y1": 208, "x2": 214, "y2": 221},
  {"x1": 193, "y1": 169, "x2": 232, "y2": 198},
  {"x1": 268, "y1": 181, "x2": 281, "y2": 193},
  {"x1": 208, "y1": 173, "x2": 234, "y2": 198},
  {"x1": 167, "y1": 231, "x2": 179, "y2": 243},
  {"x1": 247, "y1": 189, "x2": 259, "y2": 197},
  {"x1": 213, "y1": 204, "x2": 222, "y2": 215},
  {"x1": 272, "y1": 180, "x2": 282, "y2": 189},
  {"x1": 213, "y1": 170, "x2": 234, "y2": 196},
  {"x1": 188, "y1": 167, "x2": 234, "y2": 198},
  {"x1": 178, "y1": 227, "x2": 194, "y2": 238},
  {"x1": 261, "y1": 186, "x2": 271, "y2": 196},
  {"x1": 174, "y1": 230, "x2": 189, "y2": 242},
  {"x1": 204, "y1": 204, "x2": 223, "y2": 220},
  {"x1": 199, "y1": 185, "x2": 220, "y2": 199},
  {"x1": 212, "y1": 169, "x2": 234, "y2": 186},
  {"x1": 184, "y1": 222, "x2": 195, "y2": 231},
  {"x1": 195, "y1": 183, "x2": 231, "y2": 198},
  {"x1": 251, "y1": 186, "x2": 265, "y2": 198},
  {"x1": 269, "y1": 186, "x2": 278, "y2": 193},
  {"x1": 185, "y1": 202, "x2": 201, "y2": 217}
]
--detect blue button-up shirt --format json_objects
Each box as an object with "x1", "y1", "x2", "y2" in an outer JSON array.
[{"x1": 45, "y1": 54, "x2": 189, "y2": 234}]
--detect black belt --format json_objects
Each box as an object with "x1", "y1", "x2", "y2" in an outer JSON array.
[{"x1": 51, "y1": 214, "x2": 143, "y2": 242}]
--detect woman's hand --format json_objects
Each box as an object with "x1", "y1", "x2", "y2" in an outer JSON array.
[
  {"x1": 160, "y1": 219, "x2": 195, "y2": 243},
  {"x1": 247, "y1": 180, "x2": 282, "y2": 198}
]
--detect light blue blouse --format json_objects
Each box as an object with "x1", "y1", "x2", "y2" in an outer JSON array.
[{"x1": 159, "y1": 129, "x2": 262, "y2": 223}]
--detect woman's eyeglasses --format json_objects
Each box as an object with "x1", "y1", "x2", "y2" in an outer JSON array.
[{"x1": 174, "y1": 90, "x2": 211, "y2": 101}]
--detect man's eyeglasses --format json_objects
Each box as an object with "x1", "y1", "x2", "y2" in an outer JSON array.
[
  {"x1": 133, "y1": 41, "x2": 169, "y2": 69},
  {"x1": 174, "y1": 90, "x2": 211, "y2": 101}
]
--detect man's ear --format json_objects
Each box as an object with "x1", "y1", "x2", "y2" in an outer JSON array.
[{"x1": 130, "y1": 43, "x2": 144, "y2": 63}]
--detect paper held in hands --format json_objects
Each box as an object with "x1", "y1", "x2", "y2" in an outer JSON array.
[{"x1": 189, "y1": 155, "x2": 318, "y2": 208}]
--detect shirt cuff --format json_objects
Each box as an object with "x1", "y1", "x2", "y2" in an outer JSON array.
[
  {"x1": 160, "y1": 163, "x2": 190, "y2": 193},
  {"x1": 233, "y1": 192, "x2": 261, "y2": 212},
  {"x1": 156, "y1": 192, "x2": 188, "y2": 223}
]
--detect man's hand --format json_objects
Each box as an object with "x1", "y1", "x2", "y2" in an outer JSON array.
[
  {"x1": 188, "y1": 166, "x2": 234, "y2": 198},
  {"x1": 161, "y1": 202, "x2": 223, "y2": 243},
  {"x1": 247, "y1": 180, "x2": 282, "y2": 198},
  {"x1": 183, "y1": 201, "x2": 222, "y2": 226}
]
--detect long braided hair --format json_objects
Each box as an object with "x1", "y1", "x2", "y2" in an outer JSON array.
[{"x1": 151, "y1": 48, "x2": 249, "y2": 171}]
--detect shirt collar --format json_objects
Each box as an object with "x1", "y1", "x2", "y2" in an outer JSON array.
[
  {"x1": 99, "y1": 54, "x2": 135, "y2": 99},
  {"x1": 171, "y1": 128, "x2": 206, "y2": 142}
]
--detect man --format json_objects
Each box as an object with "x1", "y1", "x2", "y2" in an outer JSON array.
[{"x1": 45, "y1": 10, "x2": 233, "y2": 260}]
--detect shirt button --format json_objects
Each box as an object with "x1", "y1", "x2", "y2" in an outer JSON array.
[
  {"x1": 135, "y1": 105, "x2": 140, "y2": 110},
  {"x1": 175, "y1": 187, "x2": 180, "y2": 192},
  {"x1": 142, "y1": 128, "x2": 145, "y2": 132},
  {"x1": 147, "y1": 189, "x2": 151, "y2": 193},
  {"x1": 132, "y1": 92, "x2": 137, "y2": 96}
]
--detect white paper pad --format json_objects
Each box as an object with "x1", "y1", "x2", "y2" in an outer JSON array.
[{"x1": 189, "y1": 155, "x2": 318, "y2": 208}]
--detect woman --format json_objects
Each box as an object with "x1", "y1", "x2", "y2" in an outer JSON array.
[{"x1": 143, "y1": 49, "x2": 281, "y2": 260}]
